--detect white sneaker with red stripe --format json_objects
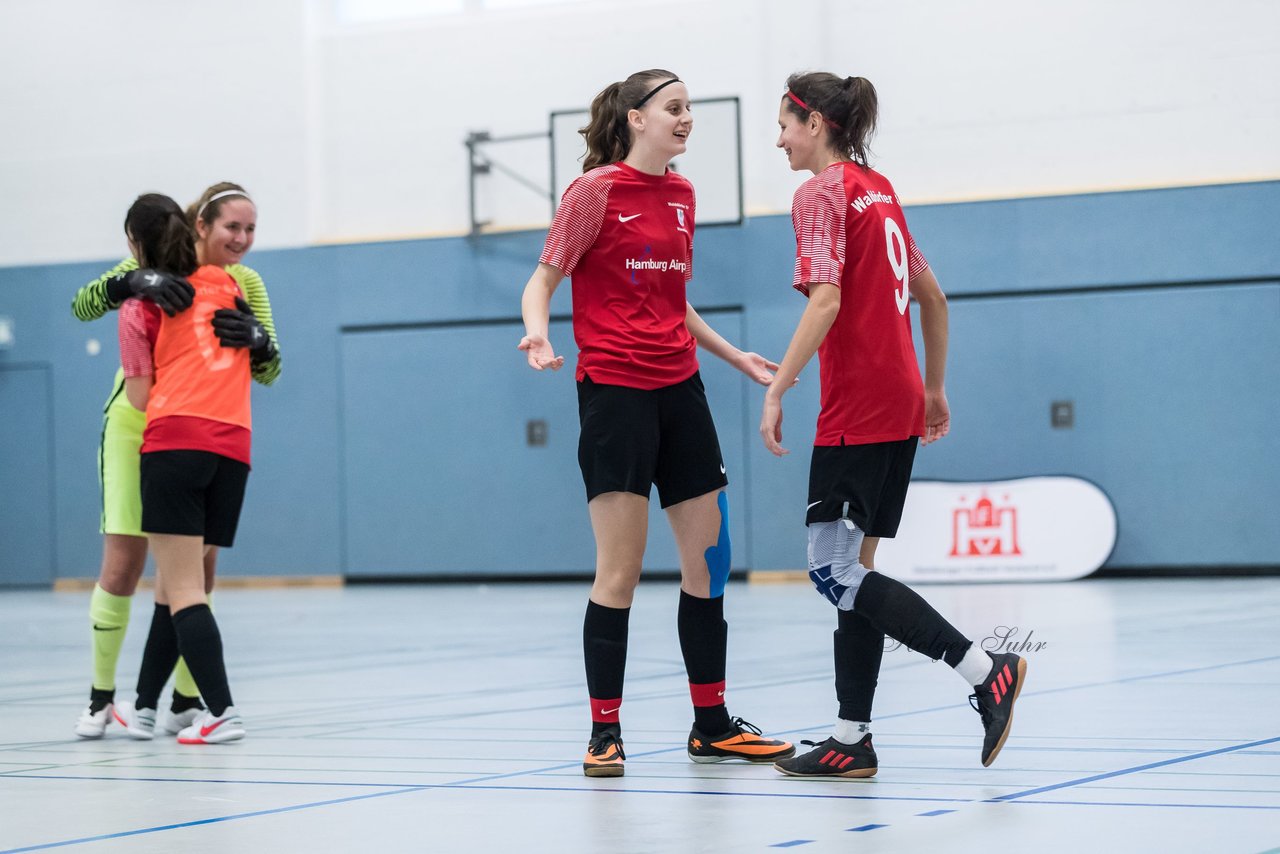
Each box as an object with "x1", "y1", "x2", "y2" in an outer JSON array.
[
  {"x1": 970, "y1": 652, "x2": 1027, "y2": 766},
  {"x1": 773, "y1": 734, "x2": 877, "y2": 778},
  {"x1": 176, "y1": 707, "x2": 245, "y2": 745},
  {"x1": 111, "y1": 701, "x2": 157, "y2": 740}
]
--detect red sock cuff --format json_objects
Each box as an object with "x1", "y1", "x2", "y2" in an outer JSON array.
[
  {"x1": 689, "y1": 680, "x2": 726, "y2": 708},
  {"x1": 590, "y1": 697, "x2": 622, "y2": 723}
]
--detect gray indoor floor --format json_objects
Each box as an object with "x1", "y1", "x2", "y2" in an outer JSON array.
[{"x1": 1, "y1": 576, "x2": 1278, "y2": 853}]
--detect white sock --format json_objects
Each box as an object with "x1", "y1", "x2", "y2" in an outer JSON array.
[
  {"x1": 834, "y1": 718, "x2": 870, "y2": 744},
  {"x1": 955, "y1": 644, "x2": 994, "y2": 686}
]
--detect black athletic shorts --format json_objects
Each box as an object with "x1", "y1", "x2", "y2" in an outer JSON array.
[
  {"x1": 140, "y1": 450, "x2": 250, "y2": 547},
  {"x1": 806, "y1": 438, "x2": 918, "y2": 537},
  {"x1": 577, "y1": 371, "x2": 728, "y2": 508}
]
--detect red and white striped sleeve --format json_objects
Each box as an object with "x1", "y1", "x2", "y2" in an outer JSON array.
[
  {"x1": 117, "y1": 299, "x2": 159, "y2": 378},
  {"x1": 790, "y1": 171, "x2": 846, "y2": 297},
  {"x1": 906, "y1": 232, "x2": 930, "y2": 279},
  {"x1": 540, "y1": 171, "x2": 612, "y2": 276}
]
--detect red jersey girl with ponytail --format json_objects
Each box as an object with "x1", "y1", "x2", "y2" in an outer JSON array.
[
  {"x1": 519, "y1": 69, "x2": 794, "y2": 778},
  {"x1": 763, "y1": 72, "x2": 1027, "y2": 777}
]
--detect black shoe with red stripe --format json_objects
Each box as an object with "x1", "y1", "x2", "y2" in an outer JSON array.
[
  {"x1": 970, "y1": 652, "x2": 1027, "y2": 767},
  {"x1": 773, "y1": 734, "x2": 877, "y2": 778}
]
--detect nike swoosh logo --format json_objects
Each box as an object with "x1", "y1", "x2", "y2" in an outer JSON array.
[
  {"x1": 807, "y1": 501, "x2": 822, "y2": 510},
  {"x1": 200, "y1": 718, "x2": 228, "y2": 737},
  {"x1": 618, "y1": 213, "x2": 642, "y2": 222},
  {"x1": 717, "y1": 690, "x2": 725, "y2": 697},
  {"x1": 92, "y1": 625, "x2": 122, "y2": 632},
  {"x1": 720, "y1": 464, "x2": 727, "y2": 474},
  {"x1": 600, "y1": 706, "x2": 620, "y2": 715}
]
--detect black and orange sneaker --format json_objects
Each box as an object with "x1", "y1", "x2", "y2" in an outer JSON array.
[
  {"x1": 583, "y1": 727, "x2": 625, "y2": 778},
  {"x1": 773, "y1": 735, "x2": 877, "y2": 778},
  {"x1": 970, "y1": 652, "x2": 1027, "y2": 767},
  {"x1": 687, "y1": 717, "x2": 795, "y2": 764}
]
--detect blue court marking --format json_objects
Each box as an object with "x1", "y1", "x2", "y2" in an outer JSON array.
[
  {"x1": 0, "y1": 772, "x2": 975, "y2": 804},
  {"x1": 770, "y1": 841, "x2": 813, "y2": 848},
  {"x1": 1006, "y1": 799, "x2": 1280, "y2": 811},
  {"x1": 917, "y1": 809, "x2": 955, "y2": 817},
  {"x1": 847, "y1": 823, "x2": 887, "y2": 831},
  {"x1": 0, "y1": 785, "x2": 429, "y2": 854},
  {"x1": 1011, "y1": 654, "x2": 1280, "y2": 700},
  {"x1": 0, "y1": 773, "x2": 422, "y2": 789},
  {"x1": 10, "y1": 656, "x2": 1277, "y2": 851},
  {"x1": 448, "y1": 783, "x2": 972, "y2": 803},
  {"x1": 989, "y1": 735, "x2": 1280, "y2": 802}
]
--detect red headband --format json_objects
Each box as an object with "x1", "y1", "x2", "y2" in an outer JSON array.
[{"x1": 785, "y1": 89, "x2": 843, "y2": 132}]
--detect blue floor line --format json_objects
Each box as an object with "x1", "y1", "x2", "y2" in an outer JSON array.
[
  {"x1": 989, "y1": 736, "x2": 1280, "y2": 802},
  {"x1": 7, "y1": 655, "x2": 1277, "y2": 852},
  {"x1": 0, "y1": 772, "x2": 421, "y2": 789},
  {"x1": 0, "y1": 785, "x2": 429, "y2": 854},
  {"x1": 1006, "y1": 798, "x2": 1280, "y2": 811},
  {"x1": 448, "y1": 783, "x2": 973, "y2": 803}
]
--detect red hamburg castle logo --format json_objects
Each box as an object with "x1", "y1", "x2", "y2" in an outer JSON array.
[{"x1": 951, "y1": 494, "x2": 1022, "y2": 557}]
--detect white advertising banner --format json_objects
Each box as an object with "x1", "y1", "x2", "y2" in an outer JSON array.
[{"x1": 876, "y1": 477, "x2": 1117, "y2": 583}]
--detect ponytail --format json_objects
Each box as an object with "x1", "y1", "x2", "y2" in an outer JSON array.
[
  {"x1": 580, "y1": 82, "x2": 629, "y2": 172},
  {"x1": 125, "y1": 194, "x2": 198, "y2": 275},
  {"x1": 579, "y1": 69, "x2": 681, "y2": 172},
  {"x1": 783, "y1": 72, "x2": 879, "y2": 167}
]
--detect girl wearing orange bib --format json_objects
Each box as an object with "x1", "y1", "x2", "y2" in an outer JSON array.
[{"x1": 110, "y1": 194, "x2": 250, "y2": 745}]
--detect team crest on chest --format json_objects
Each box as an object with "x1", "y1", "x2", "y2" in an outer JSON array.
[{"x1": 667, "y1": 200, "x2": 690, "y2": 235}]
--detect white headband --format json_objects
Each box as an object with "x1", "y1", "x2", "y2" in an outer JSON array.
[{"x1": 196, "y1": 189, "x2": 253, "y2": 221}]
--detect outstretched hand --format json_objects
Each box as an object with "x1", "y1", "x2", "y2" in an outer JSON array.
[
  {"x1": 518, "y1": 334, "x2": 565, "y2": 371},
  {"x1": 736, "y1": 351, "x2": 789, "y2": 387}
]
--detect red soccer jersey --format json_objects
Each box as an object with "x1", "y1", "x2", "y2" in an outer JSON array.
[
  {"x1": 791, "y1": 163, "x2": 930, "y2": 446},
  {"x1": 540, "y1": 162, "x2": 698, "y2": 390}
]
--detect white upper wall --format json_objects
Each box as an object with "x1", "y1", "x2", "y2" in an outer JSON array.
[{"x1": 1, "y1": 0, "x2": 1277, "y2": 265}]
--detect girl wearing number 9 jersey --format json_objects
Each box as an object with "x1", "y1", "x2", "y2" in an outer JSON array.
[{"x1": 761, "y1": 72, "x2": 1028, "y2": 777}]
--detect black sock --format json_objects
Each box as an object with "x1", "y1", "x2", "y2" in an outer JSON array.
[
  {"x1": 171, "y1": 604, "x2": 233, "y2": 716},
  {"x1": 584, "y1": 600, "x2": 629, "y2": 737},
  {"x1": 678, "y1": 591, "x2": 733, "y2": 735},
  {"x1": 835, "y1": 608, "x2": 884, "y2": 723},
  {"x1": 169, "y1": 692, "x2": 205, "y2": 713},
  {"x1": 853, "y1": 571, "x2": 972, "y2": 667},
  {"x1": 88, "y1": 687, "x2": 115, "y2": 713},
  {"x1": 135, "y1": 604, "x2": 181, "y2": 710}
]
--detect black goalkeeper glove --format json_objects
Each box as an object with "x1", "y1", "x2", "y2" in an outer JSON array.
[
  {"x1": 105, "y1": 269, "x2": 195, "y2": 316},
  {"x1": 212, "y1": 296, "x2": 276, "y2": 363}
]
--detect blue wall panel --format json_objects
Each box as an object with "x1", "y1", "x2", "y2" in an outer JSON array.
[
  {"x1": 907, "y1": 285, "x2": 1280, "y2": 567},
  {"x1": 1, "y1": 180, "x2": 1276, "y2": 581},
  {"x1": 338, "y1": 312, "x2": 751, "y2": 576},
  {"x1": 0, "y1": 366, "x2": 55, "y2": 586}
]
